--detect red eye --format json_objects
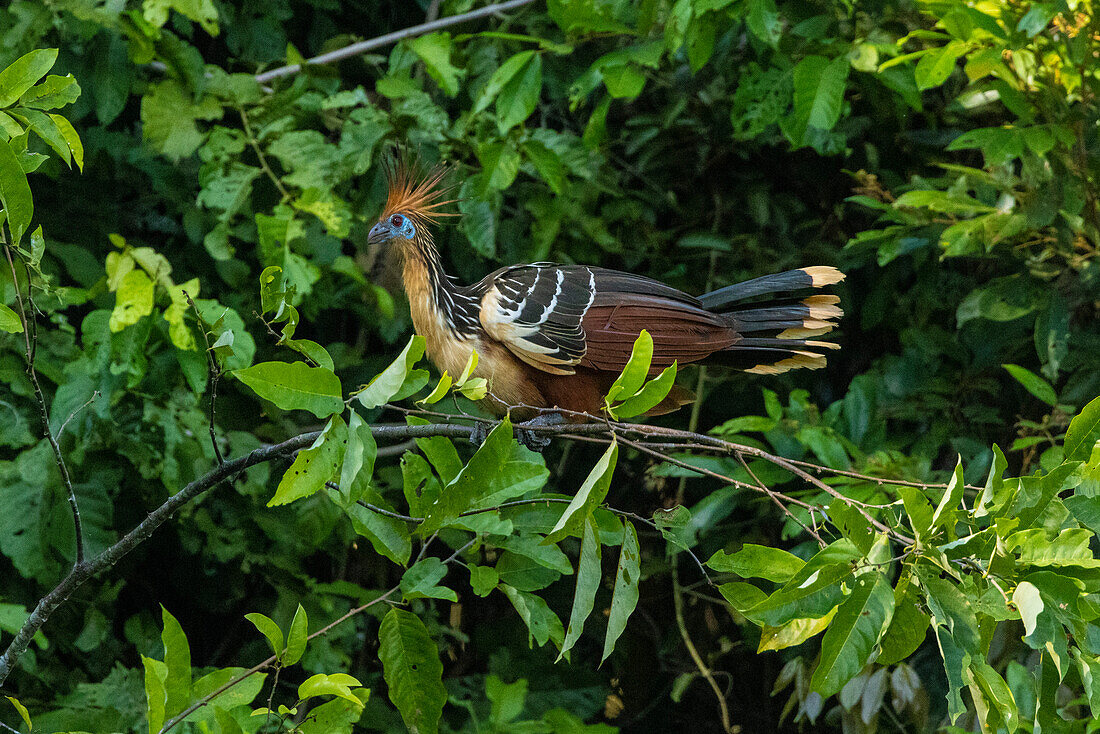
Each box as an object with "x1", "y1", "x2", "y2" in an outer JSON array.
[{"x1": 391, "y1": 214, "x2": 404, "y2": 227}]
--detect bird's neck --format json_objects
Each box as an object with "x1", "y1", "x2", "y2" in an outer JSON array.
[{"x1": 400, "y1": 233, "x2": 480, "y2": 339}]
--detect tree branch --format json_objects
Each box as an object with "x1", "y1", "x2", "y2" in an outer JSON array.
[
  {"x1": 253, "y1": 0, "x2": 538, "y2": 84},
  {"x1": 0, "y1": 413, "x2": 926, "y2": 687},
  {"x1": 4, "y1": 241, "x2": 85, "y2": 566}
]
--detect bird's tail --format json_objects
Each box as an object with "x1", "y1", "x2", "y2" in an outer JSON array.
[{"x1": 700, "y1": 266, "x2": 845, "y2": 375}]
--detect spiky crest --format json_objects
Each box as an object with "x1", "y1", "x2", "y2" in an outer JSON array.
[{"x1": 380, "y1": 154, "x2": 457, "y2": 226}]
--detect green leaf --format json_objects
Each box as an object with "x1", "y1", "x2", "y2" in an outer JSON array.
[
  {"x1": 407, "y1": 416, "x2": 462, "y2": 484},
  {"x1": 0, "y1": 136, "x2": 33, "y2": 245},
  {"x1": 18, "y1": 74, "x2": 80, "y2": 110},
  {"x1": 1066, "y1": 396, "x2": 1100, "y2": 462},
  {"x1": 0, "y1": 50, "x2": 57, "y2": 108},
  {"x1": 339, "y1": 410, "x2": 378, "y2": 503},
  {"x1": 559, "y1": 516, "x2": 601, "y2": 661},
  {"x1": 470, "y1": 566, "x2": 499, "y2": 597},
  {"x1": 786, "y1": 55, "x2": 850, "y2": 145},
  {"x1": 347, "y1": 499, "x2": 412, "y2": 566},
  {"x1": 10, "y1": 107, "x2": 70, "y2": 166},
  {"x1": 742, "y1": 540, "x2": 859, "y2": 627},
  {"x1": 544, "y1": 439, "x2": 618, "y2": 543},
  {"x1": 496, "y1": 52, "x2": 542, "y2": 132},
  {"x1": 810, "y1": 572, "x2": 894, "y2": 698},
  {"x1": 418, "y1": 372, "x2": 453, "y2": 405},
  {"x1": 1002, "y1": 364, "x2": 1057, "y2": 405},
  {"x1": 284, "y1": 603, "x2": 308, "y2": 666},
  {"x1": 109, "y1": 268, "x2": 154, "y2": 332},
  {"x1": 143, "y1": 655, "x2": 168, "y2": 734},
  {"x1": 269, "y1": 415, "x2": 347, "y2": 506},
  {"x1": 298, "y1": 673, "x2": 365, "y2": 708},
  {"x1": 877, "y1": 576, "x2": 931, "y2": 665},
  {"x1": 614, "y1": 362, "x2": 677, "y2": 419},
  {"x1": 914, "y1": 40, "x2": 968, "y2": 89},
  {"x1": 501, "y1": 584, "x2": 565, "y2": 648},
  {"x1": 706, "y1": 544, "x2": 804, "y2": 583},
  {"x1": 601, "y1": 520, "x2": 641, "y2": 663},
  {"x1": 409, "y1": 32, "x2": 462, "y2": 96},
  {"x1": 899, "y1": 484, "x2": 934, "y2": 539},
  {"x1": 401, "y1": 558, "x2": 458, "y2": 602},
  {"x1": 931, "y1": 456, "x2": 965, "y2": 529},
  {"x1": 758, "y1": 608, "x2": 836, "y2": 652},
  {"x1": 160, "y1": 607, "x2": 192, "y2": 719},
  {"x1": 6, "y1": 696, "x2": 31, "y2": 730},
  {"x1": 474, "y1": 51, "x2": 535, "y2": 113},
  {"x1": 419, "y1": 418, "x2": 548, "y2": 534},
  {"x1": 379, "y1": 608, "x2": 446, "y2": 734},
  {"x1": 605, "y1": 330, "x2": 653, "y2": 405},
  {"x1": 919, "y1": 571, "x2": 980, "y2": 653},
  {"x1": 0, "y1": 303, "x2": 23, "y2": 333},
  {"x1": 244, "y1": 612, "x2": 284, "y2": 659},
  {"x1": 356, "y1": 335, "x2": 427, "y2": 410},
  {"x1": 233, "y1": 361, "x2": 343, "y2": 419}
]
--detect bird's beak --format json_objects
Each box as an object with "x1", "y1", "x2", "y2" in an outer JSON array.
[{"x1": 368, "y1": 222, "x2": 389, "y2": 245}]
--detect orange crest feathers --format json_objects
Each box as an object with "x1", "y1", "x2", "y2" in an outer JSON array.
[{"x1": 380, "y1": 155, "x2": 457, "y2": 225}]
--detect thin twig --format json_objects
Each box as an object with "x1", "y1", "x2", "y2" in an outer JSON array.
[
  {"x1": 736, "y1": 453, "x2": 825, "y2": 548},
  {"x1": 185, "y1": 292, "x2": 224, "y2": 465},
  {"x1": 56, "y1": 390, "x2": 100, "y2": 438},
  {"x1": 672, "y1": 562, "x2": 736, "y2": 733},
  {"x1": 4, "y1": 241, "x2": 84, "y2": 565},
  {"x1": 253, "y1": 0, "x2": 539, "y2": 84},
  {"x1": 159, "y1": 585, "x2": 401, "y2": 733},
  {"x1": 238, "y1": 106, "x2": 290, "y2": 201}
]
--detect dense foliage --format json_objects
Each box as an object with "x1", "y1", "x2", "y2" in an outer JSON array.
[{"x1": 2, "y1": 0, "x2": 1100, "y2": 732}]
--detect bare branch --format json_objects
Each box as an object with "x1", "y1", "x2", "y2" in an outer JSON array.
[
  {"x1": 254, "y1": 0, "x2": 538, "y2": 84},
  {"x1": 3, "y1": 241, "x2": 85, "y2": 565}
]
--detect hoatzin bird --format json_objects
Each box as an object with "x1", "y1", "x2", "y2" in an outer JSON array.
[{"x1": 367, "y1": 162, "x2": 844, "y2": 421}]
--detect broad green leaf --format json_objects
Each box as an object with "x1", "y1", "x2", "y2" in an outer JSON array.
[
  {"x1": 919, "y1": 571, "x2": 980, "y2": 653},
  {"x1": 18, "y1": 74, "x2": 79, "y2": 110},
  {"x1": 914, "y1": 40, "x2": 968, "y2": 89},
  {"x1": 1013, "y1": 581, "x2": 1043, "y2": 638},
  {"x1": 474, "y1": 51, "x2": 536, "y2": 113},
  {"x1": 1003, "y1": 364, "x2": 1057, "y2": 406},
  {"x1": 109, "y1": 268, "x2": 154, "y2": 332},
  {"x1": 379, "y1": 608, "x2": 446, "y2": 734},
  {"x1": 486, "y1": 674, "x2": 527, "y2": 724},
  {"x1": 160, "y1": 607, "x2": 192, "y2": 719},
  {"x1": 706, "y1": 544, "x2": 804, "y2": 583},
  {"x1": 1007, "y1": 528, "x2": 1100, "y2": 568},
  {"x1": 142, "y1": 655, "x2": 168, "y2": 734},
  {"x1": 743, "y1": 540, "x2": 860, "y2": 627},
  {"x1": 758, "y1": 607, "x2": 836, "y2": 652},
  {"x1": 810, "y1": 572, "x2": 894, "y2": 698},
  {"x1": 284, "y1": 603, "x2": 308, "y2": 666},
  {"x1": 401, "y1": 558, "x2": 458, "y2": 602},
  {"x1": 50, "y1": 113, "x2": 82, "y2": 172},
  {"x1": 233, "y1": 361, "x2": 343, "y2": 419},
  {"x1": 877, "y1": 575, "x2": 930, "y2": 666},
  {"x1": 1076, "y1": 649, "x2": 1100, "y2": 719},
  {"x1": 931, "y1": 456, "x2": 965, "y2": 529},
  {"x1": 10, "y1": 107, "x2": 70, "y2": 166},
  {"x1": 501, "y1": 584, "x2": 565, "y2": 648},
  {"x1": 895, "y1": 189, "x2": 996, "y2": 214},
  {"x1": 339, "y1": 410, "x2": 378, "y2": 503},
  {"x1": 298, "y1": 673, "x2": 365, "y2": 708},
  {"x1": 269, "y1": 415, "x2": 347, "y2": 506},
  {"x1": 968, "y1": 660, "x2": 1019, "y2": 733},
  {"x1": 420, "y1": 419, "x2": 548, "y2": 534},
  {"x1": 601, "y1": 520, "x2": 641, "y2": 663},
  {"x1": 0, "y1": 50, "x2": 57, "y2": 108},
  {"x1": 718, "y1": 581, "x2": 767, "y2": 612},
  {"x1": 470, "y1": 566, "x2": 499, "y2": 597},
  {"x1": 544, "y1": 439, "x2": 617, "y2": 543},
  {"x1": 935, "y1": 626, "x2": 971, "y2": 723},
  {"x1": 1066, "y1": 396, "x2": 1100, "y2": 462},
  {"x1": 189, "y1": 668, "x2": 267, "y2": 723},
  {"x1": 559, "y1": 516, "x2": 601, "y2": 661},
  {"x1": 0, "y1": 136, "x2": 33, "y2": 245},
  {"x1": 297, "y1": 689, "x2": 369, "y2": 733},
  {"x1": 614, "y1": 362, "x2": 677, "y2": 419},
  {"x1": 786, "y1": 55, "x2": 850, "y2": 145},
  {"x1": 976, "y1": 444, "x2": 1008, "y2": 517},
  {"x1": 496, "y1": 52, "x2": 542, "y2": 132},
  {"x1": 407, "y1": 416, "x2": 462, "y2": 484},
  {"x1": 244, "y1": 612, "x2": 283, "y2": 659},
  {"x1": 605, "y1": 330, "x2": 653, "y2": 405},
  {"x1": 899, "y1": 484, "x2": 934, "y2": 539},
  {"x1": 0, "y1": 303, "x2": 23, "y2": 333},
  {"x1": 5, "y1": 696, "x2": 31, "y2": 730},
  {"x1": 346, "y1": 498, "x2": 412, "y2": 566},
  {"x1": 356, "y1": 335, "x2": 427, "y2": 410},
  {"x1": 409, "y1": 32, "x2": 462, "y2": 96}
]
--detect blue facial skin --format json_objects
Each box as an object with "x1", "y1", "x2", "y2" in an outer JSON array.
[{"x1": 368, "y1": 213, "x2": 416, "y2": 244}]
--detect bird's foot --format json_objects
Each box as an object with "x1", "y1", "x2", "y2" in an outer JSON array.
[
  {"x1": 514, "y1": 412, "x2": 567, "y2": 452},
  {"x1": 468, "y1": 421, "x2": 492, "y2": 447}
]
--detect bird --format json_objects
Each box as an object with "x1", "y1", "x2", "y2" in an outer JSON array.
[{"x1": 367, "y1": 160, "x2": 844, "y2": 421}]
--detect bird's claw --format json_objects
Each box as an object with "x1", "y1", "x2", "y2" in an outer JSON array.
[
  {"x1": 514, "y1": 412, "x2": 566, "y2": 452},
  {"x1": 468, "y1": 421, "x2": 491, "y2": 446}
]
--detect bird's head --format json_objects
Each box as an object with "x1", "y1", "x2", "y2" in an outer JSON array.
[
  {"x1": 369, "y1": 156, "x2": 455, "y2": 247},
  {"x1": 368, "y1": 212, "x2": 416, "y2": 245}
]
